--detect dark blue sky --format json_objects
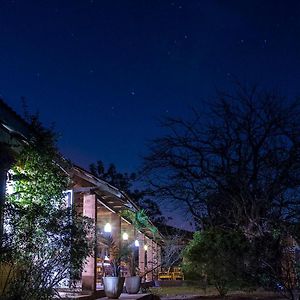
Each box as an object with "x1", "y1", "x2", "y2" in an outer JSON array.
[{"x1": 1, "y1": 0, "x2": 300, "y2": 173}]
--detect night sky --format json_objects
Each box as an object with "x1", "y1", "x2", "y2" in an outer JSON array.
[{"x1": 1, "y1": 0, "x2": 300, "y2": 173}]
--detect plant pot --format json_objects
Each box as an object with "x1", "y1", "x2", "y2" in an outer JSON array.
[
  {"x1": 103, "y1": 276, "x2": 125, "y2": 299},
  {"x1": 125, "y1": 276, "x2": 141, "y2": 294}
]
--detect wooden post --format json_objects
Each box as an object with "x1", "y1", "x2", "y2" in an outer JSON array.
[
  {"x1": 111, "y1": 212, "x2": 121, "y2": 250},
  {"x1": 82, "y1": 193, "x2": 97, "y2": 292},
  {"x1": 148, "y1": 240, "x2": 154, "y2": 281},
  {"x1": 138, "y1": 233, "x2": 145, "y2": 275}
]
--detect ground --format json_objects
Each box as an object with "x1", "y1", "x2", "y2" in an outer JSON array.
[{"x1": 149, "y1": 286, "x2": 285, "y2": 300}]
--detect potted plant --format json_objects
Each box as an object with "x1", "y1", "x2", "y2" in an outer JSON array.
[
  {"x1": 121, "y1": 209, "x2": 158, "y2": 294},
  {"x1": 103, "y1": 264, "x2": 124, "y2": 299},
  {"x1": 102, "y1": 235, "x2": 126, "y2": 299},
  {"x1": 124, "y1": 253, "x2": 141, "y2": 294}
]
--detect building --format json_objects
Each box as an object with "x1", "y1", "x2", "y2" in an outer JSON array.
[
  {"x1": 70, "y1": 165, "x2": 162, "y2": 295},
  {"x1": 0, "y1": 99, "x2": 31, "y2": 241},
  {"x1": 0, "y1": 99, "x2": 162, "y2": 298}
]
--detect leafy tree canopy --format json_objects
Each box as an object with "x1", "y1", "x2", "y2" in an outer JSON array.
[
  {"x1": 1, "y1": 118, "x2": 93, "y2": 300},
  {"x1": 183, "y1": 228, "x2": 250, "y2": 297}
]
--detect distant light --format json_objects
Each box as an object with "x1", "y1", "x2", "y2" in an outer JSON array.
[
  {"x1": 104, "y1": 223, "x2": 112, "y2": 233},
  {"x1": 135, "y1": 240, "x2": 139, "y2": 247},
  {"x1": 144, "y1": 245, "x2": 148, "y2": 251},
  {"x1": 122, "y1": 232, "x2": 129, "y2": 240}
]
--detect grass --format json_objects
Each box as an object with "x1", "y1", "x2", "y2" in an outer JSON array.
[
  {"x1": 149, "y1": 286, "x2": 285, "y2": 300},
  {"x1": 149, "y1": 286, "x2": 219, "y2": 297}
]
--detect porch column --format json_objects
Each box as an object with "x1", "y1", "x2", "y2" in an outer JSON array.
[
  {"x1": 152, "y1": 242, "x2": 159, "y2": 279},
  {"x1": 138, "y1": 233, "x2": 145, "y2": 275},
  {"x1": 157, "y1": 245, "x2": 162, "y2": 272},
  {"x1": 111, "y1": 212, "x2": 121, "y2": 250},
  {"x1": 147, "y1": 239, "x2": 154, "y2": 281},
  {"x1": 82, "y1": 193, "x2": 97, "y2": 292}
]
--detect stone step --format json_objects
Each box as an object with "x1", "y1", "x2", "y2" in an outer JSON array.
[{"x1": 96, "y1": 293, "x2": 154, "y2": 300}]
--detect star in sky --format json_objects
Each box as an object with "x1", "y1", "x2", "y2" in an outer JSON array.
[{"x1": 1, "y1": 0, "x2": 299, "y2": 178}]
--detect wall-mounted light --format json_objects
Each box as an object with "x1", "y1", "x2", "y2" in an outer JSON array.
[
  {"x1": 104, "y1": 223, "x2": 112, "y2": 233},
  {"x1": 6, "y1": 171, "x2": 14, "y2": 195},
  {"x1": 135, "y1": 240, "x2": 139, "y2": 247},
  {"x1": 122, "y1": 232, "x2": 129, "y2": 240},
  {"x1": 144, "y1": 245, "x2": 148, "y2": 251},
  {"x1": 6, "y1": 182, "x2": 14, "y2": 195}
]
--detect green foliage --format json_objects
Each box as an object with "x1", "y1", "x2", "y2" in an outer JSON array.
[
  {"x1": 121, "y1": 209, "x2": 158, "y2": 236},
  {"x1": 246, "y1": 232, "x2": 300, "y2": 299},
  {"x1": 1, "y1": 124, "x2": 94, "y2": 299},
  {"x1": 9, "y1": 147, "x2": 68, "y2": 207},
  {"x1": 183, "y1": 228, "x2": 250, "y2": 297},
  {"x1": 183, "y1": 228, "x2": 300, "y2": 299}
]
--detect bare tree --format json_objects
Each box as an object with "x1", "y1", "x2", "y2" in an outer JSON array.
[
  {"x1": 143, "y1": 85, "x2": 300, "y2": 239},
  {"x1": 161, "y1": 231, "x2": 187, "y2": 269},
  {"x1": 141, "y1": 230, "x2": 187, "y2": 282}
]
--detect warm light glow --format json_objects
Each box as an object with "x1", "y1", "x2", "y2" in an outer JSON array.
[
  {"x1": 103, "y1": 255, "x2": 110, "y2": 266},
  {"x1": 104, "y1": 223, "x2": 112, "y2": 233},
  {"x1": 135, "y1": 240, "x2": 139, "y2": 247},
  {"x1": 122, "y1": 232, "x2": 129, "y2": 240},
  {"x1": 144, "y1": 245, "x2": 148, "y2": 251}
]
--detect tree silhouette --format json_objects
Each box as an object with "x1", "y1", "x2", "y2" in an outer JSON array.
[
  {"x1": 143, "y1": 85, "x2": 300, "y2": 239},
  {"x1": 143, "y1": 85, "x2": 300, "y2": 298},
  {"x1": 89, "y1": 160, "x2": 167, "y2": 226}
]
